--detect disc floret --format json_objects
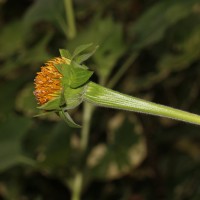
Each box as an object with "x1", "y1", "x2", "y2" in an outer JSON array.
[{"x1": 34, "y1": 57, "x2": 68, "y2": 105}]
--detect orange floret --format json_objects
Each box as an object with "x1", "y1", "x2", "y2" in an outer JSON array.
[{"x1": 34, "y1": 57, "x2": 66, "y2": 105}]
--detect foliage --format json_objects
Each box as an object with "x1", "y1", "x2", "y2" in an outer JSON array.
[{"x1": 0, "y1": 0, "x2": 200, "y2": 199}]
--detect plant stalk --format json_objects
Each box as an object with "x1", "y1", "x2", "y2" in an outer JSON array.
[
  {"x1": 107, "y1": 53, "x2": 138, "y2": 88},
  {"x1": 84, "y1": 82, "x2": 200, "y2": 125},
  {"x1": 71, "y1": 102, "x2": 94, "y2": 200},
  {"x1": 64, "y1": 0, "x2": 77, "y2": 39},
  {"x1": 71, "y1": 172, "x2": 82, "y2": 200},
  {"x1": 81, "y1": 102, "x2": 94, "y2": 150}
]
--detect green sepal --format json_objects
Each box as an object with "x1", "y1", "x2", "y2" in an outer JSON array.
[
  {"x1": 37, "y1": 97, "x2": 61, "y2": 111},
  {"x1": 75, "y1": 45, "x2": 99, "y2": 64},
  {"x1": 55, "y1": 62, "x2": 93, "y2": 90},
  {"x1": 70, "y1": 63, "x2": 93, "y2": 88},
  {"x1": 59, "y1": 49, "x2": 72, "y2": 59},
  {"x1": 59, "y1": 109, "x2": 81, "y2": 128},
  {"x1": 33, "y1": 111, "x2": 55, "y2": 118},
  {"x1": 54, "y1": 63, "x2": 71, "y2": 79},
  {"x1": 64, "y1": 86, "x2": 85, "y2": 109},
  {"x1": 72, "y1": 43, "x2": 93, "y2": 59}
]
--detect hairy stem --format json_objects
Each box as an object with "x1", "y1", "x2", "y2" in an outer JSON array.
[{"x1": 84, "y1": 82, "x2": 200, "y2": 125}]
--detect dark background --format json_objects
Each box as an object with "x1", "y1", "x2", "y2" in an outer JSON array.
[{"x1": 0, "y1": 0, "x2": 200, "y2": 199}]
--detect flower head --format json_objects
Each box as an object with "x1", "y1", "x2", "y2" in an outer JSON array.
[
  {"x1": 33, "y1": 45, "x2": 96, "y2": 128},
  {"x1": 34, "y1": 57, "x2": 69, "y2": 105}
]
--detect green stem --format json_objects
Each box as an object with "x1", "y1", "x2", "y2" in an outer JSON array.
[
  {"x1": 64, "y1": 0, "x2": 77, "y2": 39},
  {"x1": 107, "y1": 53, "x2": 138, "y2": 88},
  {"x1": 71, "y1": 102, "x2": 94, "y2": 200},
  {"x1": 81, "y1": 102, "x2": 94, "y2": 150},
  {"x1": 71, "y1": 172, "x2": 83, "y2": 200},
  {"x1": 84, "y1": 82, "x2": 200, "y2": 125}
]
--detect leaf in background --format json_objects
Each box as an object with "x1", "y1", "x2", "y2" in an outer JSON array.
[
  {"x1": 0, "y1": 20, "x2": 25, "y2": 58},
  {"x1": 0, "y1": 79, "x2": 24, "y2": 114},
  {"x1": 23, "y1": 0, "x2": 64, "y2": 28},
  {"x1": 129, "y1": 0, "x2": 199, "y2": 50},
  {"x1": 68, "y1": 17, "x2": 126, "y2": 82},
  {"x1": 0, "y1": 115, "x2": 34, "y2": 172},
  {"x1": 158, "y1": 26, "x2": 200, "y2": 72},
  {"x1": 15, "y1": 83, "x2": 39, "y2": 116},
  {"x1": 39, "y1": 121, "x2": 74, "y2": 169},
  {"x1": 87, "y1": 116, "x2": 146, "y2": 180},
  {"x1": 0, "y1": 32, "x2": 52, "y2": 76},
  {"x1": 16, "y1": 84, "x2": 60, "y2": 121},
  {"x1": 22, "y1": 32, "x2": 52, "y2": 65}
]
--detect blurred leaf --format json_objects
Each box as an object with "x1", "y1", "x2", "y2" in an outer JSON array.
[
  {"x1": 15, "y1": 83, "x2": 38, "y2": 116},
  {"x1": 16, "y1": 84, "x2": 60, "y2": 121},
  {"x1": 0, "y1": 33, "x2": 52, "y2": 76},
  {"x1": 39, "y1": 121, "x2": 73, "y2": 169},
  {"x1": 68, "y1": 17, "x2": 126, "y2": 81},
  {"x1": 0, "y1": 79, "x2": 24, "y2": 113},
  {"x1": 87, "y1": 117, "x2": 146, "y2": 180},
  {"x1": 130, "y1": 0, "x2": 199, "y2": 50},
  {"x1": 0, "y1": 20, "x2": 25, "y2": 58},
  {"x1": 158, "y1": 25, "x2": 200, "y2": 72},
  {"x1": 176, "y1": 138, "x2": 200, "y2": 161},
  {"x1": 23, "y1": 0, "x2": 64, "y2": 28},
  {"x1": 0, "y1": 115, "x2": 33, "y2": 172},
  {"x1": 22, "y1": 32, "x2": 52, "y2": 64}
]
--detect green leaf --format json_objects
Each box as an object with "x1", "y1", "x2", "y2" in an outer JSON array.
[
  {"x1": 59, "y1": 109, "x2": 81, "y2": 128},
  {"x1": 59, "y1": 49, "x2": 72, "y2": 59},
  {"x1": 72, "y1": 43, "x2": 93, "y2": 59}
]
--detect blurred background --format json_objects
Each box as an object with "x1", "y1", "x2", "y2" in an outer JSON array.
[{"x1": 0, "y1": 0, "x2": 200, "y2": 199}]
